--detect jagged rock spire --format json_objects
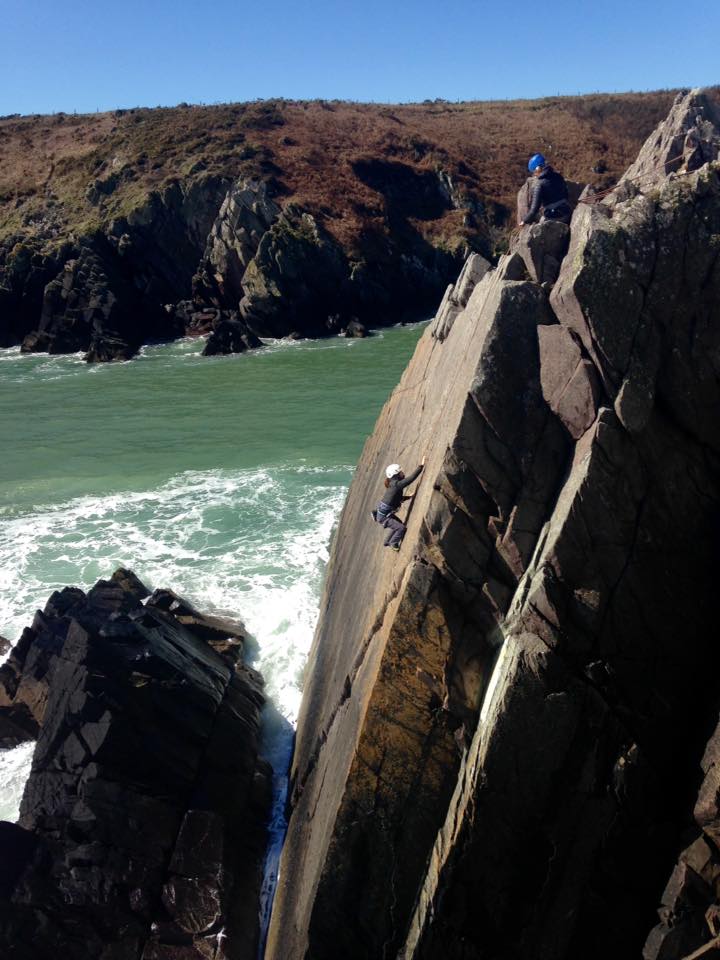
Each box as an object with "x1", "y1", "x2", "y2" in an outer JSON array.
[{"x1": 613, "y1": 87, "x2": 720, "y2": 197}]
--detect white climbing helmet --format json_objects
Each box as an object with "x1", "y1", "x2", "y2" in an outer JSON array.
[{"x1": 385, "y1": 463, "x2": 401, "y2": 479}]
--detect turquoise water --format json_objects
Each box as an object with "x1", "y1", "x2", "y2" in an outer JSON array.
[{"x1": 0, "y1": 326, "x2": 425, "y2": 845}]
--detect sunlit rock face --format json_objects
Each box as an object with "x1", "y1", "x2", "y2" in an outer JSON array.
[{"x1": 266, "y1": 89, "x2": 720, "y2": 960}]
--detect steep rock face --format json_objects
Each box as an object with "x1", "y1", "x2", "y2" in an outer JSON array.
[
  {"x1": 0, "y1": 570, "x2": 270, "y2": 960},
  {"x1": 106, "y1": 174, "x2": 230, "y2": 305},
  {"x1": 6, "y1": 175, "x2": 229, "y2": 361},
  {"x1": 239, "y1": 205, "x2": 351, "y2": 337},
  {"x1": 192, "y1": 178, "x2": 281, "y2": 309},
  {"x1": 266, "y1": 89, "x2": 720, "y2": 959},
  {"x1": 0, "y1": 169, "x2": 466, "y2": 358},
  {"x1": 0, "y1": 237, "x2": 72, "y2": 347},
  {"x1": 643, "y1": 716, "x2": 720, "y2": 959},
  {"x1": 20, "y1": 241, "x2": 168, "y2": 361}
]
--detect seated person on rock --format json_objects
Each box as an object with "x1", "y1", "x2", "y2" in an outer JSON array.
[
  {"x1": 372, "y1": 459, "x2": 424, "y2": 551},
  {"x1": 519, "y1": 153, "x2": 571, "y2": 226}
]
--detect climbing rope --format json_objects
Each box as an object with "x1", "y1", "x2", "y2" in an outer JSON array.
[{"x1": 577, "y1": 150, "x2": 691, "y2": 205}]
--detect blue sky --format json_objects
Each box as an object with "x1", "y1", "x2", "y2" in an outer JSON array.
[{"x1": 1, "y1": 0, "x2": 718, "y2": 115}]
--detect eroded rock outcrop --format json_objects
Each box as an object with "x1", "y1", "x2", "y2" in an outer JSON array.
[
  {"x1": 0, "y1": 569, "x2": 270, "y2": 960},
  {"x1": 1, "y1": 168, "x2": 469, "y2": 360},
  {"x1": 266, "y1": 88, "x2": 720, "y2": 960},
  {"x1": 192, "y1": 178, "x2": 281, "y2": 310},
  {"x1": 8, "y1": 176, "x2": 230, "y2": 362}
]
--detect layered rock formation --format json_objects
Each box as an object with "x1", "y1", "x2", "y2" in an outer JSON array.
[
  {"x1": 1, "y1": 171, "x2": 466, "y2": 361},
  {"x1": 266, "y1": 88, "x2": 720, "y2": 959},
  {"x1": 6, "y1": 175, "x2": 230, "y2": 361},
  {"x1": 0, "y1": 173, "x2": 460, "y2": 364},
  {"x1": 0, "y1": 570, "x2": 270, "y2": 960}
]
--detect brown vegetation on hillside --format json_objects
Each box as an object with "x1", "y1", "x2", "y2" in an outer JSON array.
[{"x1": 0, "y1": 91, "x2": 700, "y2": 252}]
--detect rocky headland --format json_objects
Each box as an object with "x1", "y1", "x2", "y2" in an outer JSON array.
[
  {"x1": 0, "y1": 92, "x2": 680, "y2": 361},
  {"x1": 265, "y1": 89, "x2": 720, "y2": 959},
  {"x1": 0, "y1": 569, "x2": 270, "y2": 960}
]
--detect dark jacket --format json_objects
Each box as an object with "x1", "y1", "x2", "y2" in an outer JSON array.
[
  {"x1": 380, "y1": 465, "x2": 423, "y2": 511},
  {"x1": 523, "y1": 166, "x2": 569, "y2": 223}
]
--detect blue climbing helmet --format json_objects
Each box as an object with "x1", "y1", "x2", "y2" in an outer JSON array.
[{"x1": 528, "y1": 153, "x2": 546, "y2": 172}]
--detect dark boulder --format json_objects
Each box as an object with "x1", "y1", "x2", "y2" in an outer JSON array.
[
  {"x1": 202, "y1": 312, "x2": 263, "y2": 356},
  {"x1": 341, "y1": 319, "x2": 368, "y2": 338},
  {"x1": 0, "y1": 570, "x2": 270, "y2": 960}
]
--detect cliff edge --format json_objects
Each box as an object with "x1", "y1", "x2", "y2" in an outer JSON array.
[{"x1": 266, "y1": 89, "x2": 720, "y2": 959}]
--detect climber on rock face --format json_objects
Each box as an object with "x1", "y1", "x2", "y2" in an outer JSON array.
[
  {"x1": 519, "y1": 154, "x2": 571, "y2": 226},
  {"x1": 372, "y1": 459, "x2": 425, "y2": 551}
]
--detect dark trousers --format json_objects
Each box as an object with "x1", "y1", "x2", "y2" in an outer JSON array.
[{"x1": 381, "y1": 514, "x2": 406, "y2": 547}]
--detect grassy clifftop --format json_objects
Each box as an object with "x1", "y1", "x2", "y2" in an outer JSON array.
[{"x1": 0, "y1": 91, "x2": 686, "y2": 253}]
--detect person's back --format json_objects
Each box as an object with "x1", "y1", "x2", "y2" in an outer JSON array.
[
  {"x1": 535, "y1": 166, "x2": 568, "y2": 209},
  {"x1": 520, "y1": 154, "x2": 571, "y2": 225}
]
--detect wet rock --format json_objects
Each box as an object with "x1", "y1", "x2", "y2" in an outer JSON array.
[
  {"x1": 0, "y1": 586, "x2": 88, "y2": 747},
  {"x1": 0, "y1": 636, "x2": 10, "y2": 657},
  {"x1": 162, "y1": 875, "x2": 222, "y2": 935},
  {"x1": 0, "y1": 570, "x2": 270, "y2": 960},
  {"x1": 146, "y1": 588, "x2": 246, "y2": 663},
  {"x1": 110, "y1": 567, "x2": 152, "y2": 601},
  {"x1": 202, "y1": 311, "x2": 263, "y2": 356},
  {"x1": 342, "y1": 319, "x2": 367, "y2": 338}
]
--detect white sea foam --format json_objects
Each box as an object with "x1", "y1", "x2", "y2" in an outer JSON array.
[
  {"x1": 0, "y1": 464, "x2": 347, "y2": 723},
  {"x1": 0, "y1": 462, "x2": 347, "y2": 855},
  {"x1": 0, "y1": 742, "x2": 35, "y2": 822}
]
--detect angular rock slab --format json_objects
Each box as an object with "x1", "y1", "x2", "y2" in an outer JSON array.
[
  {"x1": 538, "y1": 324, "x2": 601, "y2": 438},
  {"x1": 266, "y1": 266, "x2": 568, "y2": 960},
  {"x1": 515, "y1": 219, "x2": 570, "y2": 285}
]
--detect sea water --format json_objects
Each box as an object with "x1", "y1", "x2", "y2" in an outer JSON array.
[{"x1": 0, "y1": 325, "x2": 426, "y2": 923}]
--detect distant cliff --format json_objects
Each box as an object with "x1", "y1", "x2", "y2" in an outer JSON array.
[
  {"x1": 0, "y1": 92, "x2": 681, "y2": 360},
  {"x1": 265, "y1": 89, "x2": 720, "y2": 960}
]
